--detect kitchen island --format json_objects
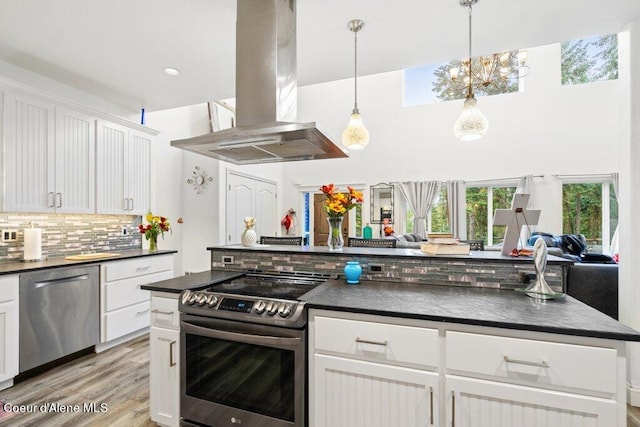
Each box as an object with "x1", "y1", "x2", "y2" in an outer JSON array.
[{"x1": 144, "y1": 246, "x2": 638, "y2": 426}]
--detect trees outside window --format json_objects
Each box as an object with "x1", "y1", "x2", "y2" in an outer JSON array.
[
  {"x1": 561, "y1": 34, "x2": 618, "y2": 86},
  {"x1": 466, "y1": 185, "x2": 517, "y2": 246},
  {"x1": 562, "y1": 181, "x2": 618, "y2": 253}
]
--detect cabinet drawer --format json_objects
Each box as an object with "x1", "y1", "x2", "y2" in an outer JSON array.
[
  {"x1": 102, "y1": 300, "x2": 150, "y2": 342},
  {"x1": 103, "y1": 270, "x2": 172, "y2": 312},
  {"x1": 0, "y1": 275, "x2": 18, "y2": 302},
  {"x1": 151, "y1": 295, "x2": 179, "y2": 330},
  {"x1": 102, "y1": 255, "x2": 172, "y2": 282},
  {"x1": 314, "y1": 316, "x2": 439, "y2": 368},
  {"x1": 446, "y1": 331, "x2": 617, "y2": 394}
]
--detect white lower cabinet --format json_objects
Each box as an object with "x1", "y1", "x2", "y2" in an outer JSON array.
[
  {"x1": 445, "y1": 375, "x2": 617, "y2": 427},
  {"x1": 100, "y1": 255, "x2": 174, "y2": 343},
  {"x1": 150, "y1": 292, "x2": 180, "y2": 427},
  {"x1": 314, "y1": 354, "x2": 438, "y2": 427},
  {"x1": 309, "y1": 309, "x2": 628, "y2": 427},
  {"x1": 0, "y1": 275, "x2": 19, "y2": 389}
]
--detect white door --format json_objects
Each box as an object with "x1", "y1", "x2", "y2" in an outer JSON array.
[
  {"x1": 445, "y1": 376, "x2": 619, "y2": 427},
  {"x1": 54, "y1": 107, "x2": 96, "y2": 213},
  {"x1": 226, "y1": 171, "x2": 277, "y2": 244},
  {"x1": 0, "y1": 276, "x2": 19, "y2": 384}
]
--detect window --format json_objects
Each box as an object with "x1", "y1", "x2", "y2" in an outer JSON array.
[
  {"x1": 404, "y1": 187, "x2": 449, "y2": 234},
  {"x1": 562, "y1": 181, "x2": 618, "y2": 253},
  {"x1": 561, "y1": 34, "x2": 618, "y2": 86},
  {"x1": 403, "y1": 51, "x2": 524, "y2": 107},
  {"x1": 466, "y1": 185, "x2": 517, "y2": 246}
]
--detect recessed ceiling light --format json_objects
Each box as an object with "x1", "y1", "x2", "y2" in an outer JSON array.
[{"x1": 163, "y1": 67, "x2": 180, "y2": 76}]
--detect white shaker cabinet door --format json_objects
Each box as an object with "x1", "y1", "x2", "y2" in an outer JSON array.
[
  {"x1": 0, "y1": 275, "x2": 19, "y2": 387},
  {"x1": 445, "y1": 376, "x2": 619, "y2": 427},
  {"x1": 125, "y1": 130, "x2": 151, "y2": 215},
  {"x1": 3, "y1": 91, "x2": 55, "y2": 212},
  {"x1": 313, "y1": 354, "x2": 439, "y2": 427},
  {"x1": 54, "y1": 107, "x2": 96, "y2": 213},
  {"x1": 150, "y1": 325, "x2": 180, "y2": 427},
  {"x1": 96, "y1": 120, "x2": 127, "y2": 214}
]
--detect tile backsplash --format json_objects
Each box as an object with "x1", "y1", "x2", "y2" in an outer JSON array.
[{"x1": 0, "y1": 213, "x2": 142, "y2": 262}]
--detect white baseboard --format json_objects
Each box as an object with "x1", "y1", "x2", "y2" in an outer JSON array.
[
  {"x1": 94, "y1": 328, "x2": 149, "y2": 353},
  {"x1": 0, "y1": 378, "x2": 14, "y2": 392},
  {"x1": 629, "y1": 384, "x2": 640, "y2": 407}
]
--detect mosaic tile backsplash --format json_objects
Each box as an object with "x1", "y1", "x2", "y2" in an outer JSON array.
[
  {"x1": 209, "y1": 248, "x2": 566, "y2": 292},
  {"x1": 0, "y1": 213, "x2": 141, "y2": 262}
]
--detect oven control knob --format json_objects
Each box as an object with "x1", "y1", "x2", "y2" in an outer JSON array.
[
  {"x1": 254, "y1": 300, "x2": 267, "y2": 314},
  {"x1": 182, "y1": 291, "x2": 197, "y2": 305},
  {"x1": 206, "y1": 295, "x2": 219, "y2": 307},
  {"x1": 195, "y1": 293, "x2": 208, "y2": 305},
  {"x1": 277, "y1": 304, "x2": 292, "y2": 318},
  {"x1": 266, "y1": 301, "x2": 278, "y2": 316}
]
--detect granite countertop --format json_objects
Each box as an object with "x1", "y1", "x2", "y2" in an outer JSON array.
[
  {"x1": 0, "y1": 249, "x2": 177, "y2": 275},
  {"x1": 207, "y1": 244, "x2": 572, "y2": 265},
  {"x1": 138, "y1": 266, "x2": 640, "y2": 342},
  {"x1": 301, "y1": 279, "x2": 640, "y2": 342},
  {"x1": 140, "y1": 269, "x2": 246, "y2": 293}
]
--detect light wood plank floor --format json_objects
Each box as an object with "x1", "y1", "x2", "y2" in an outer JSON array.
[
  {"x1": 0, "y1": 334, "x2": 154, "y2": 427},
  {"x1": 1, "y1": 333, "x2": 639, "y2": 426}
]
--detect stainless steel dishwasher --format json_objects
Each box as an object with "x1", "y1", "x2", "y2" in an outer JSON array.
[{"x1": 19, "y1": 265, "x2": 99, "y2": 373}]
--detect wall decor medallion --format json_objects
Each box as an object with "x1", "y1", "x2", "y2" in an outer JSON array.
[{"x1": 187, "y1": 166, "x2": 213, "y2": 194}]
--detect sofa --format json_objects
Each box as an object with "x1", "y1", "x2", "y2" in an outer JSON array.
[
  {"x1": 567, "y1": 263, "x2": 618, "y2": 319},
  {"x1": 384, "y1": 233, "x2": 425, "y2": 248}
]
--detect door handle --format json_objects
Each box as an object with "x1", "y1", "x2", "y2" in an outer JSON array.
[
  {"x1": 503, "y1": 355, "x2": 549, "y2": 368},
  {"x1": 56, "y1": 192, "x2": 62, "y2": 208},
  {"x1": 124, "y1": 198, "x2": 129, "y2": 210},
  {"x1": 48, "y1": 192, "x2": 55, "y2": 208},
  {"x1": 128, "y1": 198, "x2": 134, "y2": 211},
  {"x1": 355, "y1": 337, "x2": 388, "y2": 346}
]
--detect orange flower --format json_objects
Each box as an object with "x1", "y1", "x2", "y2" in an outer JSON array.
[{"x1": 319, "y1": 183, "x2": 363, "y2": 217}]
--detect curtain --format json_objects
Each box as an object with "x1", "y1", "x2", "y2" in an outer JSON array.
[
  {"x1": 446, "y1": 180, "x2": 467, "y2": 239},
  {"x1": 610, "y1": 172, "x2": 619, "y2": 255},
  {"x1": 396, "y1": 181, "x2": 441, "y2": 238},
  {"x1": 516, "y1": 174, "x2": 535, "y2": 245}
]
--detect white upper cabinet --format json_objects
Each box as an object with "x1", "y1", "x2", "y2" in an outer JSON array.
[
  {"x1": 4, "y1": 91, "x2": 55, "y2": 212},
  {"x1": 54, "y1": 107, "x2": 96, "y2": 213},
  {"x1": 96, "y1": 120, "x2": 150, "y2": 215},
  {"x1": 3, "y1": 91, "x2": 95, "y2": 213}
]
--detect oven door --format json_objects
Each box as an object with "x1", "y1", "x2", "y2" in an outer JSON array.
[{"x1": 180, "y1": 314, "x2": 305, "y2": 427}]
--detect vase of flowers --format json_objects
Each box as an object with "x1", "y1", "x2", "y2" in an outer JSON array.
[
  {"x1": 320, "y1": 184, "x2": 363, "y2": 251},
  {"x1": 139, "y1": 211, "x2": 171, "y2": 251},
  {"x1": 241, "y1": 217, "x2": 257, "y2": 247}
]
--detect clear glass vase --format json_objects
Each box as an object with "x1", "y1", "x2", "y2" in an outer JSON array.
[
  {"x1": 327, "y1": 216, "x2": 344, "y2": 251},
  {"x1": 148, "y1": 235, "x2": 158, "y2": 252}
]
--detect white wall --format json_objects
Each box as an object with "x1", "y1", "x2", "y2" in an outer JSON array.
[{"x1": 282, "y1": 43, "x2": 621, "y2": 235}]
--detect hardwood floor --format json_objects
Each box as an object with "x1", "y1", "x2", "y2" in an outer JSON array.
[
  {"x1": 0, "y1": 334, "x2": 155, "y2": 427},
  {"x1": 1, "y1": 333, "x2": 640, "y2": 426}
]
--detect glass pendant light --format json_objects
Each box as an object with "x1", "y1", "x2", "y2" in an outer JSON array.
[
  {"x1": 342, "y1": 19, "x2": 369, "y2": 150},
  {"x1": 454, "y1": 0, "x2": 488, "y2": 141}
]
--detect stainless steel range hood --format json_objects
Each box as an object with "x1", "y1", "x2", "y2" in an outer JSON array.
[{"x1": 171, "y1": 0, "x2": 348, "y2": 164}]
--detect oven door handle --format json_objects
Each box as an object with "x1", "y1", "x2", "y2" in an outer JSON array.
[{"x1": 182, "y1": 320, "x2": 302, "y2": 348}]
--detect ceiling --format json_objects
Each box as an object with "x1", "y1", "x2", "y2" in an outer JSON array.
[{"x1": 1, "y1": 0, "x2": 639, "y2": 113}]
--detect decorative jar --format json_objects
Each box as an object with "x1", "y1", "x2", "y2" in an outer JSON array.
[
  {"x1": 327, "y1": 216, "x2": 344, "y2": 251},
  {"x1": 241, "y1": 217, "x2": 257, "y2": 247},
  {"x1": 344, "y1": 261, "x2": 362, "y2": 284}
]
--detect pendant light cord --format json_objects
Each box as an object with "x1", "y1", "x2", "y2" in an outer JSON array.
[
  {"x1": 353, "y1": 28, "x2": 359, "y2": 114},
  {"x1": 467, "y1": 2, "x2": 473, "y2": 99}
]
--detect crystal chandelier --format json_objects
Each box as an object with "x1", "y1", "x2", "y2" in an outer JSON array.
[
  {"x1": 453, "y1": 0, "x2": 490, "y2": 141},
  {"x1": 449, "y1": 0, "x2": 528, "y2": 93},
  {"x1": 342, "y1": 19, "x2": 370, "y2": 150}
]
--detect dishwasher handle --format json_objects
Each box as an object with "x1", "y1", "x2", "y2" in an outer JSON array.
[{"x1": 34, "y1": 274, "x2": 91, "y2": 288}]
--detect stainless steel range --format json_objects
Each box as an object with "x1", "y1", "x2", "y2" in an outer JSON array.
[{"x1": 179, "y1": 270, "x2": 330, "y2": 427}]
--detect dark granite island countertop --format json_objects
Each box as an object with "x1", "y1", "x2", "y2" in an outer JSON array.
[
  {"x1": 301, "y1": 279, "x2": 640, "y2": 342},
  {"x1": 0, "y1": 249, "x2": 177, "y2": 276}
]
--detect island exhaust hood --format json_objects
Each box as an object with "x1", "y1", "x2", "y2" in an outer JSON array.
[{"x1": 171, "y1": 0, "x2": 348, "y2": 164}]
